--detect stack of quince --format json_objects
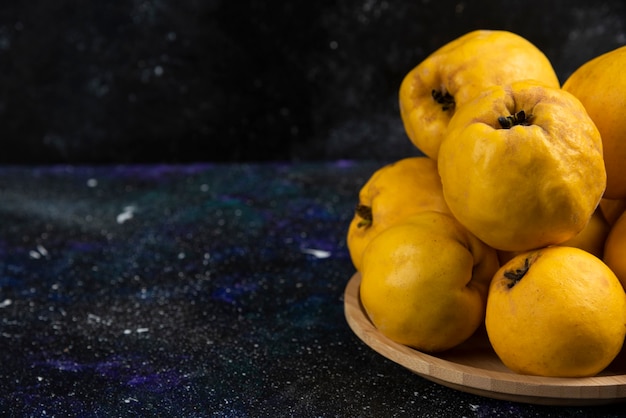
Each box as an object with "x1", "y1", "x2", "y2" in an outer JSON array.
[{"x1": 347, "y1": 30, "x2": 626, "y2": 378}]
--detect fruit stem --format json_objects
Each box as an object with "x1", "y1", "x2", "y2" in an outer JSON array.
[
  {"x1": 431, "y1": 89, "x2": 455, "y2": 111},
  {"x1": 355, "y1": 204, "x2": 373, "y2": 228},
  {"x1": 498, "y1": 110, "x2": 532, "y2": 129},
  {"x1": 503, "y1": 257, "x2": 531, "y2": 288}
]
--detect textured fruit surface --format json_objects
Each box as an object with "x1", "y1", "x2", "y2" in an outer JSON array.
[
  {"x1": 360, "y1": 211, "x2": 498, "y2": 352},
  {"x1": 486, "y1": 246, "x2": 626, "y2": 377},
  {"x1": 600, "y1": 198, "x2": 626, "y2": 226},
  {"x1": 604, "y1": 210, "x2": 626, "y2": 290},
  {"x1": 563, "y1": 45, "x2": 626, "y2": 199},
  {"x1": 346, "y1": 157, "x2": 449, "y2": 272},
  {"x1": 399, "y1": 29, "x2": 559, "y2": 159},
  {"x1": 498, "y1": 208, "x2": 611, "y2": 264},
  {"x1": 437, "y1": 80, "x2": 605, "y2": 252},
  {"x1": 559, "y1": 208, "x2": 610, "y2": 259}
]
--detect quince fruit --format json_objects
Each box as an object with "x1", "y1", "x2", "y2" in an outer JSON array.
[
  {"x1": 498, "y1": 207, "x2": 611, "y2": 264},
  {"x1": 600, "y1": 197, "x2": 626, "y2": 226},
  {"x1": 603, "y1": 210, "x2": 626, "y2": 289},
  {"x1": 486, "y1": 246, "x2": 626, "y2": 377},
  {"x1": 359, "y1": 211, "x2": 499, "y2": 353},
  {"x1": 437, "y1": 80, "x2": 606, "y2": 252},
  {"x1": 346, "y1": 157, "x2": 449, "y2": 272},
  {"x1": 559, "y1": 207, "x2": 610, "y2": 259},
  {"x1": 399, "y1": 29, "x2": 559, "y2": 159},
  {"x1": 562, "y1": 45, "x2": 626, "y2": 199}
]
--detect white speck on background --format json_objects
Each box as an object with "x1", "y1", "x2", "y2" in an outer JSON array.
[
  {"x1": 36, "y1": 244, "x2": 48, "y2": 257},
  {"x1": 0, "y1": 299, "x2": 12, "y2": 308},
  {"x1": 301, "y1": 248, "x2": 331, "y2": 259},
  {"x1": 29, "y1": 244, "x2": 48, "y2": 259},
  {"x1": 116, "y1": 206, "x2": 136, "y2": 224},
  {"x1": 86, "y1": 178, "x2": 98, "y2": 187},
  {"x1": 87, "y1": 313, "x2": 101, "y2": 323},
  {"x1": 123, "y1": 327, "x2": 149, "y2": 335}
]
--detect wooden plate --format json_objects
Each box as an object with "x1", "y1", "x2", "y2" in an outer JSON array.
[{"x1": 344, "y1": 273, "x2": 626, "y2": 406}]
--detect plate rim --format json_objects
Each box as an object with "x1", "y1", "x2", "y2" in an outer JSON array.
[{"x1": 344, "y1": 272, "x2": 626, "y2": 406}]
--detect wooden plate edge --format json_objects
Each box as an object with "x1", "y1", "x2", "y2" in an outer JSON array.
[{"x1": 343, "y1": 272, "x2": 626, "y2": 406}]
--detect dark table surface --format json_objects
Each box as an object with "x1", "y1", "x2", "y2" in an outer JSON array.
[{"x1": 1, "y1": 161, "x2": 626, "y2": 417}]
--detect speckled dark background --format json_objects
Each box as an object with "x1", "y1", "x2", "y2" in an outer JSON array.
[
  {"x1": 3, "y1": 2, "x2": 626, "y2": 416},
  {"x1": 3, "y1": 162, "x2": 626, "y2": 416},
  {"x1": 1, "y1": 0, "x2": 625, "y2": 163}
]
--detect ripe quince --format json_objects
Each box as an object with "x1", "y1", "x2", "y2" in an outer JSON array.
[
  {"x1": 399, "y1": 30, "x2": 559, "y2": 159},
  {"x1": 437, "y1": 80, "x2": 606, "y2": 252},
  {"x1": 562, "y1": 45, "x2": 626, "y2": 199},
  {"x1": 346, "y1": 157, "x2": 449, "y2": 272},
  {"x1": 600, "y1": 197, "x2": 626, "y2": 226},
  {"x1": 498, "y1": 207, "x2": 611, "y2": 264},
  {"x1": 559, "y1": 207, "x2": 610, "y2": 258},
  {"x1": 486, "y1": 246, "x2": 626, "y2": 377},
  {"x1": 604, "y1": 210, "x2": 626, "y2": 289},
  {"x1": 359, "y1": 211, "x2": 499, "y2": 353}
]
